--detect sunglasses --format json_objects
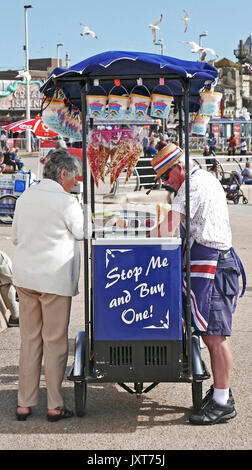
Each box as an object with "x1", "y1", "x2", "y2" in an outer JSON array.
[{"x1": 160, "y1": 165, "x2": 176, "y2": 181}]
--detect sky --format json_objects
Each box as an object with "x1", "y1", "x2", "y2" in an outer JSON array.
[{"x1": 0, "y1": 0, "x2": 251, "y2": 72}]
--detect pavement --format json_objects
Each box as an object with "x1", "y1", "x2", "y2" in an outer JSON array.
[{"x1": 0, "y1": 155, "x2": 251, "y2": 451}]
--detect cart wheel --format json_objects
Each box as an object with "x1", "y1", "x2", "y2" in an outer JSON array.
[
  {"x1": 192, "y1": 380, "x2": 203, "y2": 412},
  {"x1": 233, "y1": 195, "x2": 239, "y2": 205},
  {"x1": 74, "y1": 380, "x2": 87, "y2": 417},
  {"x1": 0, "y1": 194, "x2": 17, "y2": 224}
]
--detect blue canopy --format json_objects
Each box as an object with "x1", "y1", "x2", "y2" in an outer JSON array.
[{"x1": 40, "y1": 50, "x2": 219, "y2": 112}]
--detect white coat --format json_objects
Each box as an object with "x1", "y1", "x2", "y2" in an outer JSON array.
[{"x1": 12, "y1": 179, "x2": 84, "y2": 297}]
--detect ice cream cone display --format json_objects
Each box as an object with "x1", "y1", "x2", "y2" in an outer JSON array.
[
  {"x1": 191, "y1": 114, "x2": 210, "y2": 136},
  {"x1": 150, "y1": 93, "x2": 173, "y2": 118},
  {"x1": 98, "y1": 142, "x2": 111, "y2": 183},
  {"x1": 125, "y1": 144, "x2": 143, "y2": 183},
  {"x1": 86, "y1": 127, "x2": 143, "y2": 188},
  {"x1": 199, "y1": 91, "x2": 222, "y2": 117},
  {"x1": 86, "y1": 143, "x2": 100, "y2": 187}
]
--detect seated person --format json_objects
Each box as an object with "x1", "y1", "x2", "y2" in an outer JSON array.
[
  {"x1": 156, "y1": 135, "x2": 167, "y2": 151},
  {"x1": 242, "y1": 162, "x2": 252, "y2": 184},
  {"x1": 10, "y1": 148, "x2": 24, "y2": 170},
  {"x1": 3, "y1": 146, "x2": 17, "y2": 172},
  {"x1": 208, "y1": 163, "x2": 221, "y2": 180},
  {"x1": 203, "y1": 145, "x2": 216, "y2": 167},
  {"x1": 145, "y1": 139, "x2": 158, "y2": 157},
  {"x1": 0, "y1": 152, "x2": 6, "y2": 174},
  {"x1": 0, "y1": 250, "x2": 19, "y2": 327}
]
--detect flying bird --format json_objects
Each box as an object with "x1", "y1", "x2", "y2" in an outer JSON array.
[
  {"x1": 80, "y1": 24, "x2": 98, "y2": 39},
  {"x1": 182, "y1": 10, "x2": 190, "y2": 32},
  {"x1": 148, "y1": 14, "x2": 163, "y2": 42},
  {"x1": 182, "y1": 41, "x2": 218, "y2": 61},
  {"x1": 16, "y1": 70, "x2": 31, "y2": 81}
]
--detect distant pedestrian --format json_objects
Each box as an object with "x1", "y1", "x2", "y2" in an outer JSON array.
[
  {"x1": 227, "y1": 134, "x2": 236, "y2": 161},
  {"x1": 239, "y1": 139, "x2": 247, "y2": 162},
  {"x1": 208, "y1": 133, "x2": 217, "y2": 156}
]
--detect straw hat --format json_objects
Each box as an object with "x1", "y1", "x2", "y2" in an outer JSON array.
[{"x1": 151, "y1": 142, "x2": 184, "y2": 180}]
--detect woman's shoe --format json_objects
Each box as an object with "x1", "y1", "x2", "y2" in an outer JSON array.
[
  {"x1": 47, "y1": 406, "x2": 74, "y2": 422},
  {"x1": 16, "y1": 406, "x2": 31, "y2": 421}
]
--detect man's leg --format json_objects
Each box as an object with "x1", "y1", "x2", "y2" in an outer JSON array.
[{"x1": 202, "y1": 334, "x2": 233, "y2": 389}]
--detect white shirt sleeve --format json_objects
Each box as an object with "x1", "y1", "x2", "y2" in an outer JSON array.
[{"x1": 63, "y1": 197, "x2": 84, "y2": 240}]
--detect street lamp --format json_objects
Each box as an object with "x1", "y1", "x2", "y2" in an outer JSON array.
[
  {"x1": 24, "y1": 5, "x2": 32, "y2": 152},
  {"x1": 57, "y1": 43, "x2": 64, "y2": 67},
  {"x1": 154, "y1": 39, "x2": 164, "y2": 55},
  {"x1": 199, "y1": 30, "x2": 208, "y2": 47}
]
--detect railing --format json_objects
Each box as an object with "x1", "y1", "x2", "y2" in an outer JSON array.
[{"x1": 0, "y1": 138, "x2": 39, "y2": 152}]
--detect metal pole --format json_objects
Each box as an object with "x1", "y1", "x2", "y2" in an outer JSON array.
[
  {"x1": 57, "y1": 43, "x2": 63, "y2": 67},
  {"x1": 24, "y1": 5, "x2": 32, "y2": 152},
  {"x1": 177, "y1": 96, "x2": 183, "y2": 147},
  {"x1": 80, "y1": 82, "x2": 91, "y2": 377},
  {"x1": 182, "y1": 78, "x2": 192, "y2": 378}
]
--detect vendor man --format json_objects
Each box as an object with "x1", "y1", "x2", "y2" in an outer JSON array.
[{"x1": 149, "y1": 142, "x2": 245, "y2": 425}]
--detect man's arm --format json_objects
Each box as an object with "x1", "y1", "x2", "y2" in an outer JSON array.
[{"x1": 149, "y1": 210, "x2": 185, "y2": 237}]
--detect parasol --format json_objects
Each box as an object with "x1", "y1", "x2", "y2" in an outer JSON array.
[{"x1": 3, "y1": 117, "x2": 59, "y2": 138}]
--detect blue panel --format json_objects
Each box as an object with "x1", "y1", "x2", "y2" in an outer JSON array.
[
  {"x1": 14, "y1": 180, "x2": 26, "y2": 193},
  {"x1": 93, "y1": 243, "x2": 182, "y2": 341}
]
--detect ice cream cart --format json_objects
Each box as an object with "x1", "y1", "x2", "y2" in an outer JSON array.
[{"x1": 40, "y1": 51, "x2": 218, "y2": 417}]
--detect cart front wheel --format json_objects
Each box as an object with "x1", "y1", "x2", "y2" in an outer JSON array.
[
  {"x1": 74, "y1": 381, "x2": 87, "y2": 417},
  {"x1": 0, "y1": 194, "x2": 17, "y2": 224},
  {"x1": 192, "y1": 380, "x2": 203, "y2": 412}
]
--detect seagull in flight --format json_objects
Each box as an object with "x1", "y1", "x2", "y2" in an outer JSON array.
[
  {"x1": 16, "y1": 70, "x2": 31, "y2": 81},
  {"x1": 80, "y1": 24, "x2": 98, "y2": 39},
  {"x1": 182, "y1": 10, "x2": 190, "y2": 32},
  {"x1": 148, "y1": 14, "x2": 163, "y2": 42},
  {"x1": 182, "y1": 41, "x2": 218, "y2": 61}
]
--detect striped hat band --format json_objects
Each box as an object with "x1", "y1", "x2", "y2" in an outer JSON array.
[{"x1": 151, "y1": 143, "x2": 184, "y2": 180}]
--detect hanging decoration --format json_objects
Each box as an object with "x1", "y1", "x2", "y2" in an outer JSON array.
[
  {"x1": 199, "y1": 90, "x2": 222, "y2": 117},
  {"x1": 86, "y1": 127, "x2": 143, "y2": 187},
  {"x1": 191, "y1": 114, "x2": 210, "y2": 135},
  {"x1": 42, "y1": 91, "x2": 82, "y2": 141}
]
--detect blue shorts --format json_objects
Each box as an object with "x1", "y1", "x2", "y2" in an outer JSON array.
[{"x1": 203, "y1": 250, "x2": 240, "y2": 336}]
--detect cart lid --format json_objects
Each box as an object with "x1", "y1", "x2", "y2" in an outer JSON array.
[{"x1": 40, "y1": 50, "x2": 218, "y2": 112}]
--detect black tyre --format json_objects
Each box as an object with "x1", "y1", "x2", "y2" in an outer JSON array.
[
  {"x1": 233, "y1": 195, "x2": 239, "y2": 205},
  {"x1": 243, "y1": 197, "x2": 248, "y2": 205},
  {"x1": 74, "y1": 380, "x2": 87, "y2": 417},
  {"x1": 0, "y1": 194, "x2": 17, "y2": 224},
  {"x1": 192, "y1": 380, "x2": 203, "y2": 412}
]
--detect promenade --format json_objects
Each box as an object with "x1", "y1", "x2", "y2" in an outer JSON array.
[{"x1": 0, "y1": 155, "x2": 251, "y2": 451}]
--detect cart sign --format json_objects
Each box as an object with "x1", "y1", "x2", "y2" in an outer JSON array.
[{"x1": 93, "y1": 241, "x2": 182, "y2": 340}]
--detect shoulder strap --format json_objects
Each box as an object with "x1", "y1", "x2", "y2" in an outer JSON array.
[{"x1": 230, "y1": 247, "x2": 246, "y2": 298}]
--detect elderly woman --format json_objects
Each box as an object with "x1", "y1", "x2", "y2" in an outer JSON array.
[{"x1": 11, "y1": 149, "x2": 84, "y2": 421}]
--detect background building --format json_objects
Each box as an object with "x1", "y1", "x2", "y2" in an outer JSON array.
[{"x1": 0, "y1": 58, "x2": 63, "y2": 125}]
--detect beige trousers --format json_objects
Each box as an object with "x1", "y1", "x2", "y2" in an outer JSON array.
[{"x1": 16, "y1": 287, "x2": 71, "y2": 410}]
